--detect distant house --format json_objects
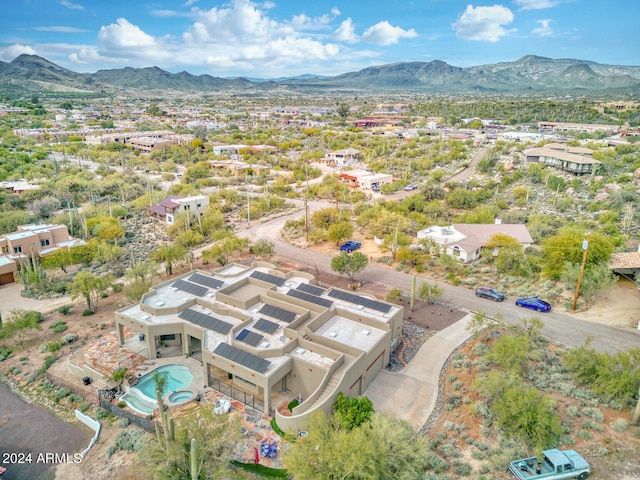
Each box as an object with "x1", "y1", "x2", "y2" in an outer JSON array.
[
  {"x1": 417, "y1": 222, "x2": 533, "y2": 263},
  {"x1": 610, "y1": 249, "x2": 640, "y2": 278},
  {"x1": 0, "y1": 224, "x2": 85, "y2": 285},
  {"x1": 339, "y1": 169, "x2": 393, "y2": 192},
  {"x1": 523, "y1": 143, "x2": 600, "y2": 175},
  {"x1": 148, "y1": 195, "x2": 210, "y2": 225},
  {"x1": 209, "y1": 160, "x2": 271, "y2": 177},
  {"x1": 321, "y1": 148, "x2": 360, "y2": 167}
]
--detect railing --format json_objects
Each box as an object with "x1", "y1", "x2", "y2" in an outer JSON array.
[{"x1": 207, "y1": 376, "x2": 265, "y2": 414}]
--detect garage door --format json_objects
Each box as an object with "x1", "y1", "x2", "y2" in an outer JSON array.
[{"x1": 0, "y1": 272, "x2": 15, "y2": 285}]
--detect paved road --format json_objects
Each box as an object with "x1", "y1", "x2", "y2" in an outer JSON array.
[{"x1": 236, "y1": 211, "x2": 640, "y2": 354}]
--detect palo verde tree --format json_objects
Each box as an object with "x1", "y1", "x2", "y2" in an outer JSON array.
[
  {"x1": 541, "y1": 227, "x2": 614, "y2": 280},
  {"x1": 284, "y1": 409, "x2": 433, "y2": 480},
  {"x1": 70, "y1": 271, "x2": 114, "y2": 312},
  {"x1": 330, "y1": 251, "x2": 368, "y2": 282},
  {"x1": 150, "y1": 243, "x2": 186, "y2": 276}
]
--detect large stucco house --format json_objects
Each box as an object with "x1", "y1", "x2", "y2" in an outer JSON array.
[
  {"x1": 0, "y1": 224, "x2": 85, "y2": 285},
  {"x1": 417, "y1": 223, "x2": 533, "y2": 263},
  {"x1": 114, "y1": 263, "x2": 403, "y2": 431}
]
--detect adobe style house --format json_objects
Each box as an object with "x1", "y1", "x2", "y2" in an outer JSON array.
[
  {"x1": 339, "y1": 169, "x2": 393, "y2": 192},
  {"x1": 417, "y1": 223, "x2": 533, "y2": 263},
  {"x1": 0, "y1": 224, "x2": 85, "y2": 285},
  {"x1": 523, "y1": 143, "x2": 600, "y2": 175},
  {"x1": 114, "y1": 263, "x2": 403, "y2": 431},
  {"x1": 320, "y1": 148, "x2": 360, "y2": 167},
  {"x1": 147, "y1": 195, "x2": 210, "y2": 225}
]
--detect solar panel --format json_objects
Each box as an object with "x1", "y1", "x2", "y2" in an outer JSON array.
[
  {"x1": 173, "y1": 279, "x2": 208, "y2": 297},
  {"x1": 213, "y1": 342, "x2": 271, "y2": 374},
  {"x1": 178, "y1": 308, "x2": 233, "y2": 334},
  {"x1": 254, "y1": 318, "x2": 279, "y2": 334},
  {"x1": 297, "y1": 283, "x2": 325, "y2": 296},
  {"x1": 259, "y1": 304, "x2": 296, "y2": 323},
  {"x1": 250, "y1": 271, "x2": 286, "y2": 287},
  {"x1": 327, "y1": 288, "x2": 391, "y2": 313},
  {"x1": 287, "y1": 289, "x2": 333, "y2": 308},
  {"x1": 236, "y1": 329, "x2": 264, "y2": 347},
  {"x1": 188, "y1": 273, "x2": 224, "y2": 290}
]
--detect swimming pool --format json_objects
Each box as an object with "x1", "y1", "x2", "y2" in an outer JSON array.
[{"x1": 132, "y1": 364, "x2": 193, "y2": 401}]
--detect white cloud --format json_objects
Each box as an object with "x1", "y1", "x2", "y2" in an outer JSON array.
[
  {"x1": 66, "y1": 0, "x2": 416, "y2": 76},
  {"x1": 513, "y1": 0, "x2": 557, "y2": 10},
  {"x1": 70, "y1": 18, "x2": 172, "y2": 66},
  {"x1": 452, "y1": 5, "x2": 515, "y2": 42},
  {"x1": 333, "y1": 18, "x2": 358, "y2": 43},
  {"x1": 184, "y1": 0, "x2": 198, "y2": 6},
  {"x1": 0, "y1": 44, "x2": 37, "y2": 61},
  {"x1": 532, "y1": 19, "x2": 553, "y2": 36},
  {"x1": 60, "y1": 0, "x2": 84, "y2": 10},
  {"x1": 34, "y1": 26, "x2": 89, "y2": 33},
  {"x1": 361, "y1": 21, "x2": 417, "y2": 46}
]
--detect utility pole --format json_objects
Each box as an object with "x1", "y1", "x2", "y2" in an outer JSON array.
[{"x1": 572, "y1": 233, "x2": 590, "y2": 311}]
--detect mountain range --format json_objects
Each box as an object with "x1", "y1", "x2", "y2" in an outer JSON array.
[{"x1": 1, "y1": 54, "x2": 639, "y2": 96}]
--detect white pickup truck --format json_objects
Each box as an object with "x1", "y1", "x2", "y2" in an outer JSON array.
[{"x1": 508, "y1": 449, "x2": 590, "y2": 480}]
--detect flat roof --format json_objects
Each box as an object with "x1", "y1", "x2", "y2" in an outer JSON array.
[{"x1": 315, "y1": 315, "x2": 385, "y2": 353}]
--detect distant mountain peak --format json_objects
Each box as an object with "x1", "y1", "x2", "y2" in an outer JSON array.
[{"x1": 1, "y1": 54, "x2": 639, "y2": 95}]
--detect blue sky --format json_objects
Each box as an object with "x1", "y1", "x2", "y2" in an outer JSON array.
[{"x1": 1, "y1": 0, "x2": 638, "y2": 78}]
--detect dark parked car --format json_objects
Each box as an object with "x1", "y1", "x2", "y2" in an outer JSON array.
[
  {"x1": 515, "y1": 297, "x2": 551, "y2": 312},
  {"x1": 475, "y1": 287, "x2": 505, "y2": 302},
  {"x1": 339, "y1": 240, "x2": 362, "y2": 252}
]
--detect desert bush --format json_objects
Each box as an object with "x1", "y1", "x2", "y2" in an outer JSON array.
[
  {"x1": 50, "y1": 321, "x2": 68, "y2": 333},
  {"x1": 114, "y1": 429, "x2": 146, "y2": 453},
  {"x1": 57, "y1": 305, "x2": 73, "y2": 315},
  {"x1": 118, "y1": 417, "x2": 130, "y2": 428},
  {"x1": 106, "y1": 445, "x2": 117, "y2": 458},
  {"x1": 95, "y1": 407, "x2": 110, "y2": 420},
  {"x1": 62, "y1": 334, "x2": 78, "y2": 345}
]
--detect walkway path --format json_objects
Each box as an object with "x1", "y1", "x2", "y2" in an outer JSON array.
[{"x1": 363, "y1": 314, "x2": 473, "y2": 430}]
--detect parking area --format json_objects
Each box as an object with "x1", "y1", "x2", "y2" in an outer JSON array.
[{"x1": 0, "y1": 283, "x2": 74, "y2": 319}]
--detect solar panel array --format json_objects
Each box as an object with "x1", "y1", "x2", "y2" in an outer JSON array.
[
  {"x1": 327, "y1": 288, "x2": 392, "y2": 313},
  {"x1": 173, "y1": 279, "x2": 208, "y2": 297},
  {"x1": 236, "y1": 328, "x2": 264, "y2": 347},
  {"x1": 250, "y1": 271, "x2": 286, "y2": 287},
  {"x1": 188, "y1": 273, "x2": 224, "y2": 290},
  {"x1": 254, "y1": 318, "x2": 279, "y2": 334},
  {"x1": 213, "y1": 342, "x2": 271, "y2": 373},
  {"x1": 259, "y1": 304, "x2": 296, "y2": 323},
  {"x1": 297, "y1": 283, "x2": 325, "y2": 296},
  {"x1": 287, "y1": 288, "x2": 334, "y2": 308},
  {"x1": 178, "y1": 308, "x2": 233, "y2": 334}
]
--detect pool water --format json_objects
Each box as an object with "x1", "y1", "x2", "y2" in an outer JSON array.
[
  {"x1": 133, "y1": 364, "x2": 193, "y2": 401},
  {"x1": 168, "y1": 391, "x2": 195, "y2": 403},
  {"x1": 122, "y1": 393, "x2": 155, "y2": 415}
]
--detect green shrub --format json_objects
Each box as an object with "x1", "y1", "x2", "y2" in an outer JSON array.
[
  {"x1": 117, "y1": 401, "x2": 127, "y2": 408},
  {"x1": 39, "y1": 355, "x2": 58, "y2": 374},
  {"x1": 79, "y1": 401, "x2": 91, "y2": 412},
  {"x1": 82, "y1": 309, "x2": 95, "y2": 317},
  {"x1": 105, "y1": 445, "x2": 117, "y2": 458},
  {"x1": 112, "y1": 283, "x2": 124, "y2": 293},
  {"x1": 55, "y1": 387, "x2": 72, "y2": 400},
  {"x1": 95, "y1": 407, "x2": 110, "y2": 420},
  {"x1": 46, "y1": 339, "x2": 63, "y2": 353},
  {"x1": 114, "y1": 429, "x2": 146, "y2": 453},
  {"x1": 50, "y1": 321, "x2": 68, "y2": 333},
  {"x1": 287, "y1": 399, "x2": 299, "y2": 412},
  {"x1": 610, "y1": 419, "x2": 628, "y2": 432},
  {"x1": 62, "y1": 334, "x2": 78, "y2": 345},
  {"x1": 57, "y1": 305, "x2": 73, "y2": 315},
  {"x1": 118, "y1": 417, "x2": 130, "y2": 428}
]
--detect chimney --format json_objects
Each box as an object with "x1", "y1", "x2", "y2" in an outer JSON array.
[{"x1": 495, "y1": 217, "x2": 502, "y2": 225}]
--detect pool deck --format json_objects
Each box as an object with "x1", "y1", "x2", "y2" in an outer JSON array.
[{"x1": 80, "y1": 332, "x2": 285, "y2": 469}]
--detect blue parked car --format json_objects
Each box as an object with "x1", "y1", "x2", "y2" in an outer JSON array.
[
  {"x1": 339, "y1": 240, "x2": 361, "y2": 253},
  {"x1": 515, "y1": 297, "x2": 551, "y2": 312}
]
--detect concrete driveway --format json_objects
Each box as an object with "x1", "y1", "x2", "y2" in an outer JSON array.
[
  {"x1": 0, "y1": 283, "x2": 74, "y2": 319},
  {"x1": 363, "y1": 314, "x2": 473, "y2": 431}
]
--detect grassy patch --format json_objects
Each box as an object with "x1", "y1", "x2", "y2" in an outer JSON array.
[{"x1": 231, "y1": 459, "x2": 289, "y2": 478}]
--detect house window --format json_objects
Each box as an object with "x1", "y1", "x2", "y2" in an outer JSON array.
[
  {"x1": 452, "y1": 246, "x2": 460, "y2": 257},
  {"x1": 41, "y1": 239, "x2": 50, "y2": 247},
  {"x1": 1, "y1": 246, "x2": 7, "y2": 253},
  {"x1": 13, "y1": 246, "x2": 22, "y2": 254},
  {"x1": 196, "y1": 203, "x2": 201, "y2": 208}
]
